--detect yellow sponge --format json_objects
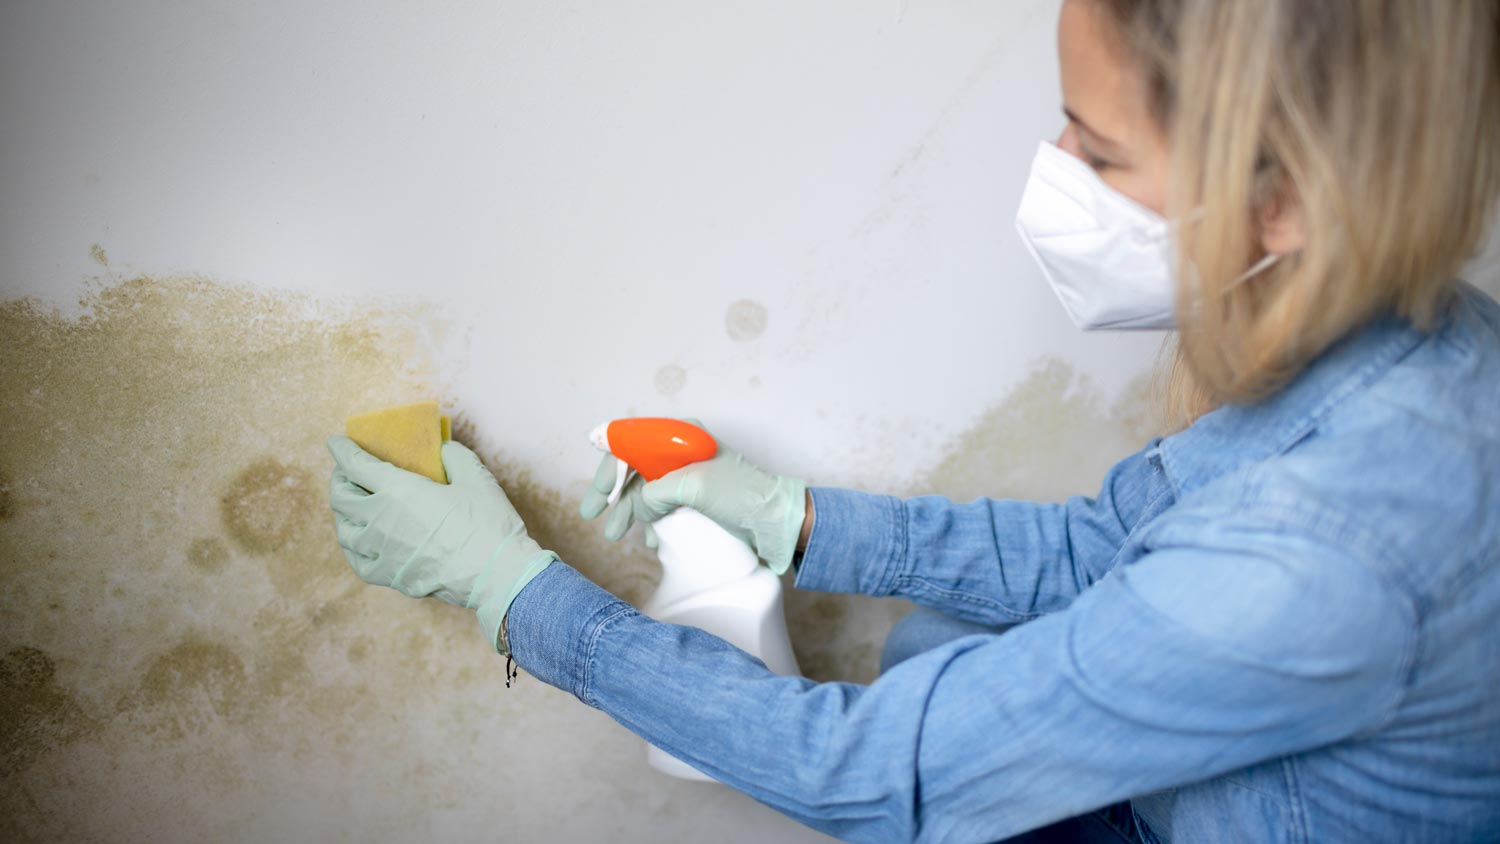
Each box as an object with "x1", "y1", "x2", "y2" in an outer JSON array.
[{"x1": 345, "y1": 401, "x2": 453, "y2": 484}]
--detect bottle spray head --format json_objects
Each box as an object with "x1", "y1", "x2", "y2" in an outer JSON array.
[{"x1": 588, "y1": 418, "x2": 717, "y2": 505}]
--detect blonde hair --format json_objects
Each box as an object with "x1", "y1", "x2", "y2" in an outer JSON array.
[{"x1": 1095, "y1": 0, "x2": 1500, "y2": 425}]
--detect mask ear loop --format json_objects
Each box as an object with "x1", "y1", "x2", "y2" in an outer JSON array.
[
  {"x1": 1226, "y1": 251, "x2": 1284, "y2": 290},
  {"x1": 1163, "y1": 197, "x2": 1288, "y2": 316},
  {"x1": 1177, "y1": 251, "x2": 1287, "y2": 324},
  {"x1": 1167, "y1": 152, "x2": 1289, "y2": 293}
]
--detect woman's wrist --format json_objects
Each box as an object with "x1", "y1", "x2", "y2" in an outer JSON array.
[{"x1": 796, "y1": 488, "x2": 814, "y2": 553}]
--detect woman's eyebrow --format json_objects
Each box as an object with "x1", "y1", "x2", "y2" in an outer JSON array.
[{"x1": 1063, "y1": 106, "x2": 1125, "y2": 152}]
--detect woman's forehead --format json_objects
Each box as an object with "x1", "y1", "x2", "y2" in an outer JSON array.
[{"x1": 1057, "y1": 0, "x2": 1155, "y2": 150}]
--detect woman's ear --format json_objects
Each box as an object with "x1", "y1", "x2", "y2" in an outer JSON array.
[{"x1": 1259, "y1": 187, "x2": 1306, "y2": 256}]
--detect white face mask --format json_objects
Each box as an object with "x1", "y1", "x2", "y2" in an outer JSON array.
[{"x1": 1013, "y1": 140, "x2": 1279, "y2": 331}]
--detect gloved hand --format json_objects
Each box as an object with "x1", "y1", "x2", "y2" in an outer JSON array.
[
  {"x1": 578, "y1": 419, "x2": 808, "y2": 575},
  {"x1": 326, "y1": 435, "x2": 558, "y2": 655}
]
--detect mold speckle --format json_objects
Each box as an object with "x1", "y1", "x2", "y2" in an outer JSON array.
[
  {"x1": 89, "y1": 243, "x2": 108, "y2": 266},
  {"x1": 917, "y1": 357, "x2": 1162, "y2": 503},
  {"x1": 653, "y1": 364, "x2": 687, "y2": 397},
  {"x1": 187, "y1": 536, "x2": 230, "y2": 574},
  {"x1": 1, "y1": 646, "x2": 55, "y2": 690},
  {"x1": 724, "y1": 299, "x2": 768, "y2": 342},
  {"x1": 220, "y1": 459, "x2": 318, "y2": 555},
  {"x1": 346, "y1": 636, "x2": 373, "y2": 664}
]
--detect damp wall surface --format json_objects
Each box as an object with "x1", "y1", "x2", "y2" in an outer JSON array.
[{"x1": 3, "y1": 2, "x2": 1499, "y2": 842}]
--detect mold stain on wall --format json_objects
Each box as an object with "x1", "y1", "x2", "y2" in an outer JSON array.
[
  {"x1": 2, "y1": 645, "x2": 99, "y2": 779},
  {"x1": 0, "y1": 470, "x2": 13, "y2": 521},
  {"x1": 0, "y1": 269, "x2": 1163, "y2": 841},
  {"x1": 187, "y1": 536, "x2": 230, "y2": 575},
  {"x1": 916, "y1": 356, "x2": 1164, "y2": 503},
  {"x1": 0, "y1": 273, "x2": 541, "y2": 841},
  {"x1": 781, "y1": 587, "x2": 898, "y2": 685}
]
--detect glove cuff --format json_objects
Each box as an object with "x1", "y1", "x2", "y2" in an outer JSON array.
[
  {"x1": 477, "y1": 548, "x2": 560, "y2": 655},
  {"x1": 760, "y1": 475, "x2": 808, "y2": 576}
]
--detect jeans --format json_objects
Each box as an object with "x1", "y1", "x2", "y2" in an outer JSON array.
[{"x1": 880, "y1": 608, "x2": 1154, "y2": 844}]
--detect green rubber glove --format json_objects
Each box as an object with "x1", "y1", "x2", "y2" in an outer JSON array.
[
  {"x1": 326, "y1": 435, "x2": 558, "y2": 654},
  {"x1": 578, "y1": 419, "x2": 807, "y2": 575}
]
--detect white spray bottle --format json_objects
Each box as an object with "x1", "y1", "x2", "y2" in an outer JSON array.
[{"x1": 589, "y1": 417, "x2": 801, "y2": 782}]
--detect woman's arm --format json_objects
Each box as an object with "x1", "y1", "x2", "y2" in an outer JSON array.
[
  {"x1": 507, "y1": 500, "x2": 1412, "y2": 843},
  {"x1": 794, "y1": 441, "x2": 1166, "y2": 626}
]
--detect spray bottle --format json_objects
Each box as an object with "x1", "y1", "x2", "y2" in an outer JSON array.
[{"x1": 589, "y1": 417, "x2": 801, "y2": 782}]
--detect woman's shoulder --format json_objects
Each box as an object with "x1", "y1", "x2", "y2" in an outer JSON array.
[
  {"x1": 1309, "y1": 282, "x2": 1500, "y2": 505},
  {"x1": 1208, "y1": 326, "x2": 1495, "y2": 604},
  {"x1": 1159, "y1": 286, "x2": 1500, "y2": 602}
]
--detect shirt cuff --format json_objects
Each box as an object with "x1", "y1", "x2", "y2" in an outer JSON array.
[
  {"x1": 504, "y1": 559, "x2": 638, "y2": 697},
  {"x1": 792, "y1": 486, "x2": 908, "y2": 597}
]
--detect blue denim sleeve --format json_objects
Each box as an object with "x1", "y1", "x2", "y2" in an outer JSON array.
[
  {"x1": 506, "y1": 499, "x2": 1413, "y2": 843},
  {"x1": 795, "y1": 443, "x2": 1162, "y2": 625}
]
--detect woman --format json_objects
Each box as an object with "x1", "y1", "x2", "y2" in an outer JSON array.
[{"x1": 325, "y1": 1, "x2": 1500, "y2": 840}]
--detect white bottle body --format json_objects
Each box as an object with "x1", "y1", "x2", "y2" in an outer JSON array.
[{"x1": 640, "y1": 508, "x2": 801, "y2": 782}]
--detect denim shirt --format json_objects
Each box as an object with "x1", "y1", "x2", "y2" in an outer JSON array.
[{"x1": 508, "y1": 282, "x2": 1500, "y2": 843}]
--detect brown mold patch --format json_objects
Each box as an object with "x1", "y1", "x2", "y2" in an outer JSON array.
[
  {"x1": 186, "y1": 536, "x2": 229, "y2": 575},
  {"x1": 0, "y1": 273, "x2": 496, "y2": 834},
  {"x1": 218, "y1": 458, "x2": 345, "y2": 598},
  {"x1": 345, "y1": 636, "x2": 373, "y2": 664},
  {"x1": 128, "y1": 639, "x2": 250, "y2": 739},
  {"x1": 220, "y1": 459, "x2": 318, "y2": 555},
  {"x1": 1, "y1": 646, "x2": 55, "y2": 689},
  {"x1": 1, "y1": 646, "x2": 99, "y2": 778}
]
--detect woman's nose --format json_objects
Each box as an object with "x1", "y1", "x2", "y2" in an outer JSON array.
[{"x1": 1055, "y1": 122, "x2": 1082, "y2": 158}]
